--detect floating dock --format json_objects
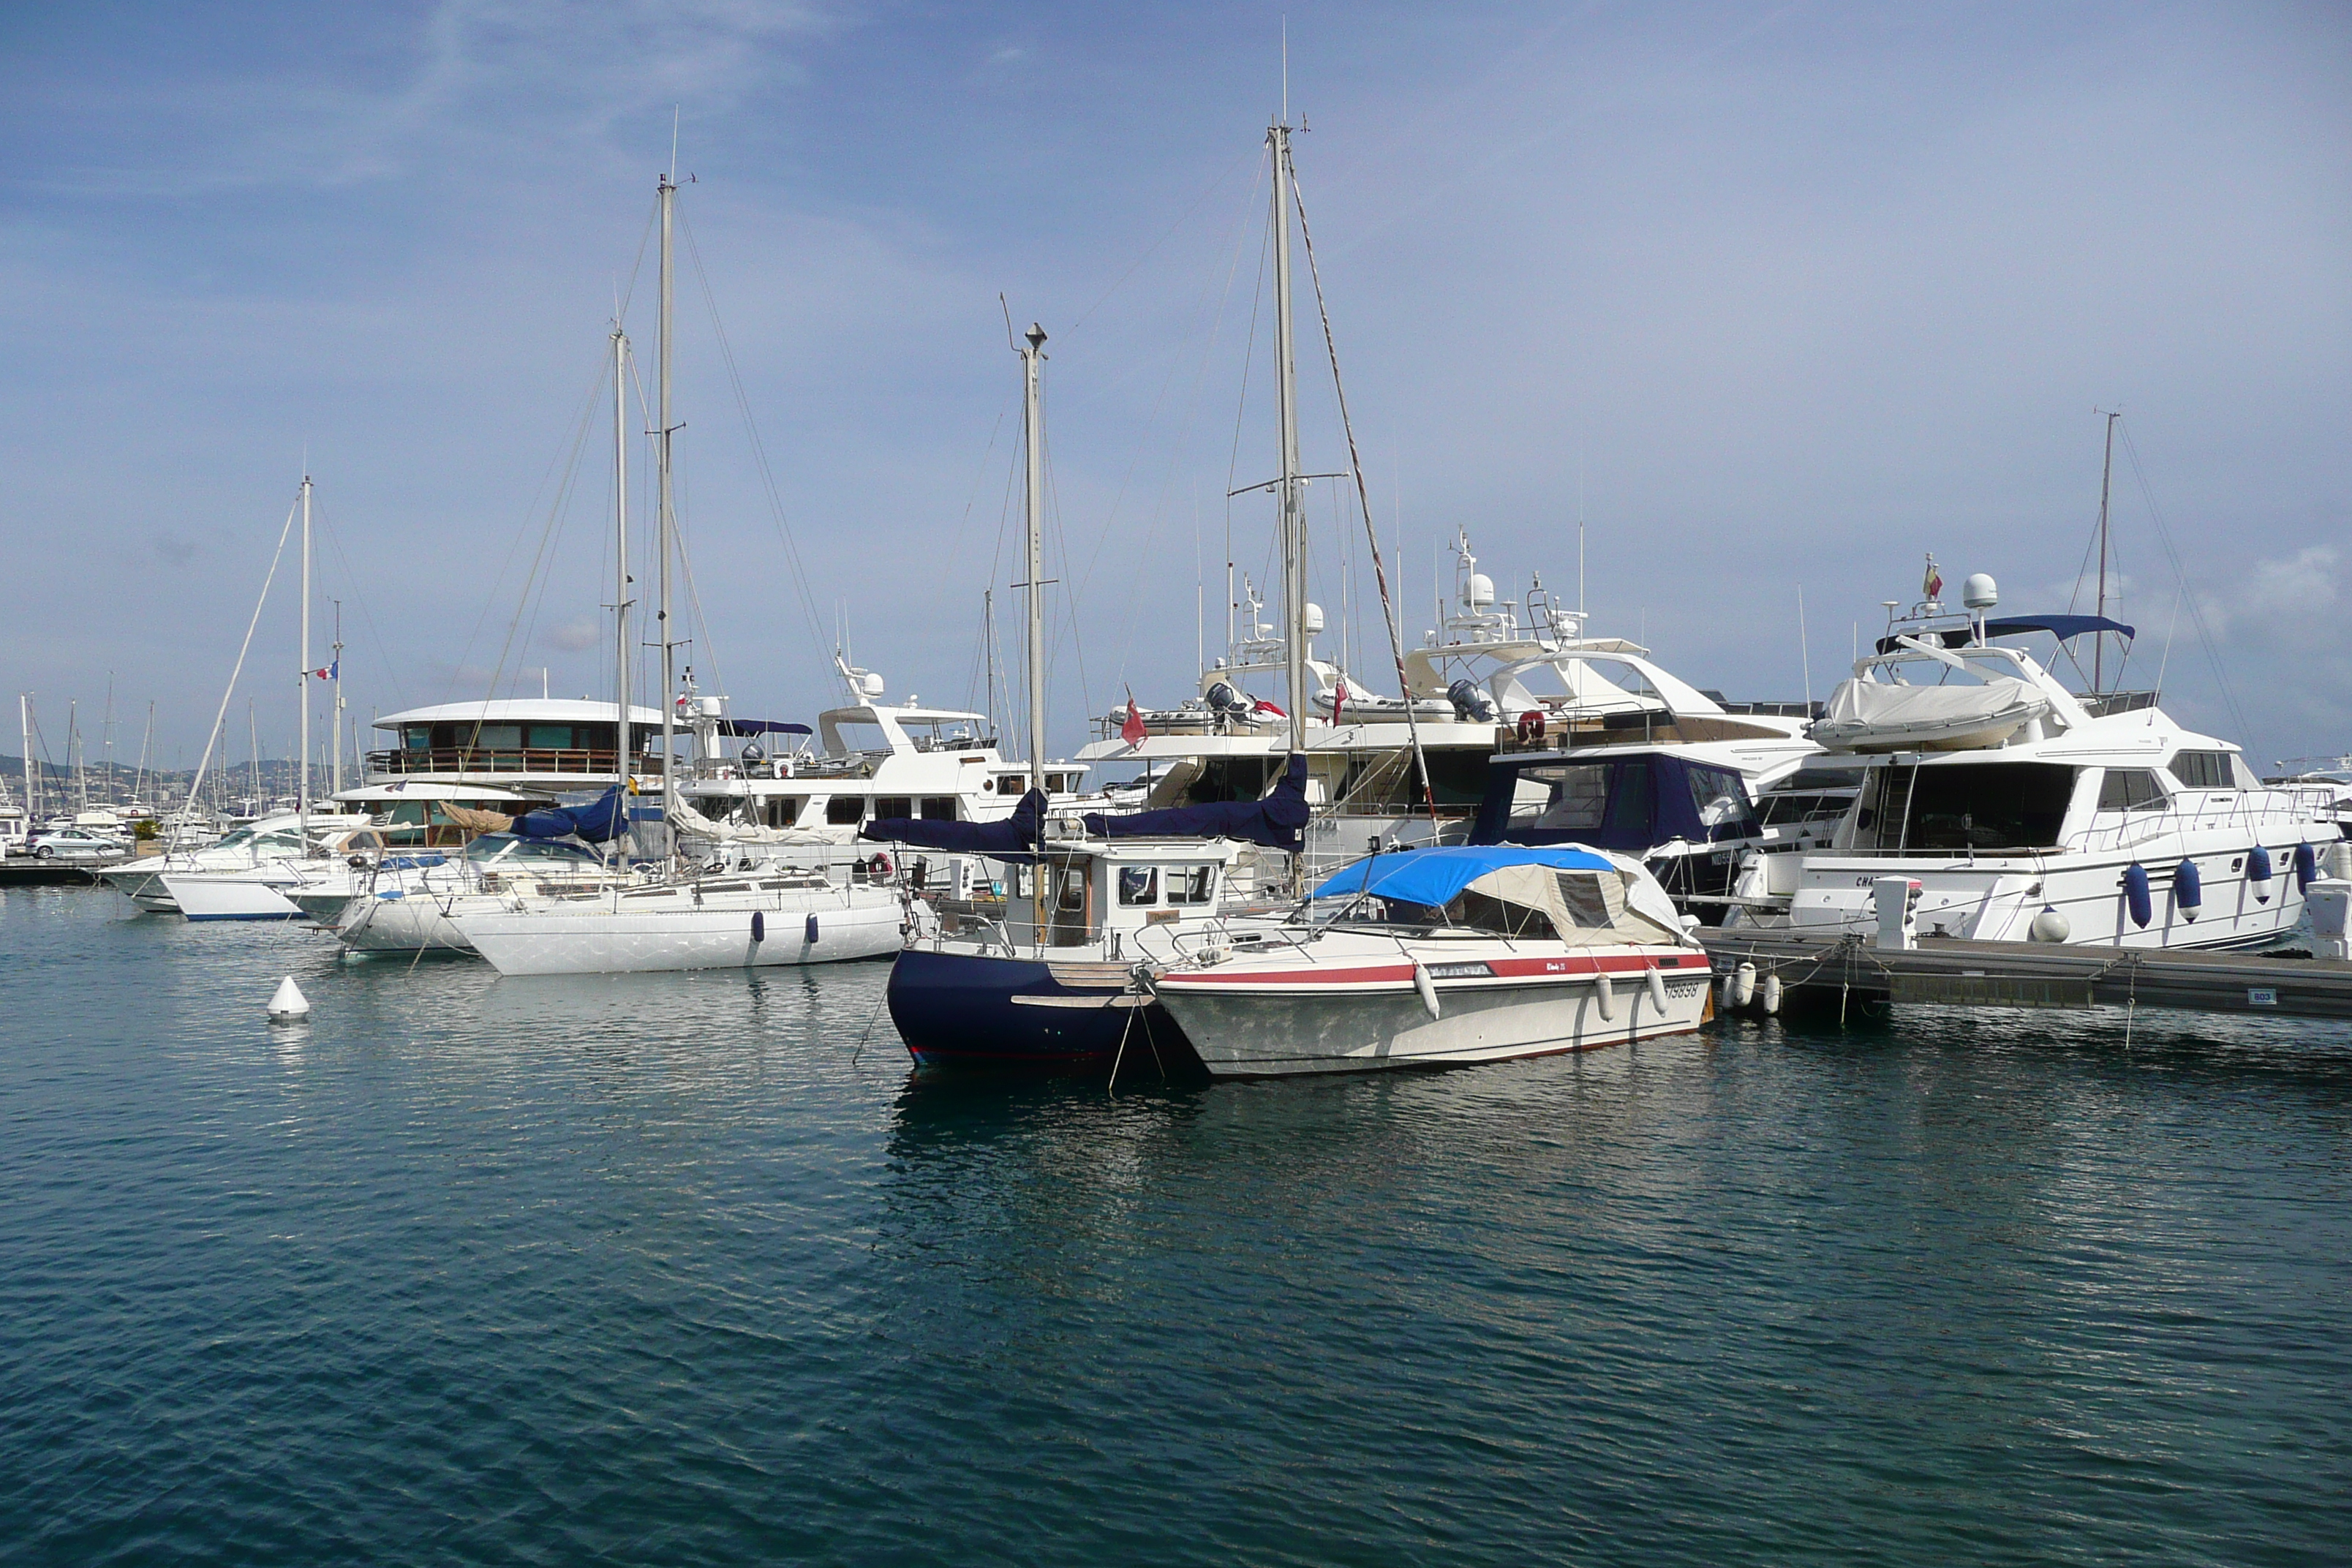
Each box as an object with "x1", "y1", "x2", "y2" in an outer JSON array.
[
  {"x1": 1698, "y1": 930, "x2": 2352, "y2": 1022},
  {"x1": 0, "y1": 859, "x2": 109, "y2": 888}
]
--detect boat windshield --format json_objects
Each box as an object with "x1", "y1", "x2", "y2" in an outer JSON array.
[
  {"x1": 466, "y1": 834, "x2": 601, "y2": 867},
  {"x1": 1852, "y1": 762, "x2": 2076, "y2": 851},
  {"x1": 1311, "y1": 889, "x2": 1555, "y2": 938}
]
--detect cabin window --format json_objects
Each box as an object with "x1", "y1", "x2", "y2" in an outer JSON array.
[
  {"x1": 2168, "y1": 751, "x2": 2240, "y2": 790},
  {"x1": 402, "y1": 725, "x2": 431, "y2": 750},
  {"x1": 874, "y1": 797, "x2": 913, "y2": 821},
  {"x1": 1057, "y1": 867, "x2": 1088, "y2": 913},
  {"x1": 763, "y1": 797, "x2": 807, "y2": 829},
  {"x1": 1686, "y1": 766, "x2": 1754, "y2": 831},
  {"x1": 1117, "y1": 867, "x2": 1159, "y2": 905},
  {"x1": 527, "y1": 725, "x2": 574, "y2": 750},
  {"x1": 919, "y1": 796, "x2": 958, "y2": 821},
  {"x1": 1861, "y1": 762, "x2": 2076, "y2": 850},
  {"x1": 1515, "y1": 764, "x2": 1609, "y2": 831},
  {"x1": 470, "y1": 725, "x2": 522, "y2": 750},
  {"x1": 824, "y1": 796, "x2": 864, "y2": 825},
  {"x1": 1167, "y1": 865, "x2": 1216, "y2": 904},
  {"x1": 2098, "y1": 769, "x2": 2169, "y2": 813},
  {"x1": 1447, "y1": 889, "x2": 1553, "y2": 938},
  {"x1": 1555, "y1": 871, "x2": 1618, "y2": 929}
]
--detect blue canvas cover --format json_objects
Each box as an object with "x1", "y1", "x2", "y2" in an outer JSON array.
[
  {"x1": 721, "y1": 719, "x2": 813, "y2": 737},
  {"x1": 1313, "y1": 845, "x2": 1616, "y2": 906},
  {"x1": 860, "y1": 788, "x2": 1044, "y2": 854},
  {"x1": 1468, "y1": 751, "x2": 1758, "y2": 853},
  {"x1": 511, "y1": 786, "x2": 629, "y2": 843},
  {"x1": 1881, "y1": 614, "x2": 2136, "y2": 654},
  {"x1": 1079, "y1": 753, "x2": 1311, "y2": 851}
]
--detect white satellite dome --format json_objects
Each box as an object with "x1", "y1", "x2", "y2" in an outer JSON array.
[
  {"x1": 1464, "y1": 573, "x2": 1495, "y2": 608},
  {"x1": 1303, "y1": 602, "x2": 1326, "y2": 635},
  {"x1": 860, "y1": 671, "x2": 886, "y2": 696},
  {"x1": 1961, "y1": 573, "x2": 1999, "y2": 611}
]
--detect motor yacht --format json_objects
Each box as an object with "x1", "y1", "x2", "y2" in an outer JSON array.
[
  {"x1": 1725, "y1": 573, "x2": 2340, "y2": 949},
  {"x1": 1146, "y1": 845, "x2": 1712, "y2": 1077}
]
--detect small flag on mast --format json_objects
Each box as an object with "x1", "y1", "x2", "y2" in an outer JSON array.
[
  {"x1": 1120, "y1": 695, "x2": 1147, "y2": 747},
  {"x1": 1923, "y1": 556, "x2": 1943, "y2": 601},
  {"x1": 1331, "y1": 679, "x2": 1349, "y2": 726}
]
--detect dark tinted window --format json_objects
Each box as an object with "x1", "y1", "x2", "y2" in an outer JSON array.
[
  {"x1": 919, "y1": 796, "x2": 958, "y2": 821},
  {"x1": 2099, "y1": 769, "x2": 2168, "y2": 812},
  {"x1": 2167, "y1": 751, "x2": 2237, "y2": 789},
  {"x1": 1869, "y1": 763, "x2": 2076, "y2": 850},
  {"x1": 825, "y1": 796, "x2": 864, "y2": 825},
  {"x1": 873, "y1": 797, "x2": 913, "y2": 820}
]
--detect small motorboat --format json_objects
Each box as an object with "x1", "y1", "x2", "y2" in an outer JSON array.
[{"x1": 1147, "y1": 845, "x2": 1712, "y2": 1077}]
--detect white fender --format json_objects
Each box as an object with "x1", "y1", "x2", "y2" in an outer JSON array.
[
  {"x1": 1594, "y1": 970, "x2": 1616, "y2": 1020},
  {"x1": 1762, "y1": 973, "x2": 1783, "y2": 1014},
  {"x1": 1412, "y1": 962, "x2": 1441, "y2": 1020},
  {"x1": 1645, "y1": 967, "x2": 1669, "y2": 1015},
  {"x1": 1734, "y1": 961, "x2": 1757, "y2": 1008}
]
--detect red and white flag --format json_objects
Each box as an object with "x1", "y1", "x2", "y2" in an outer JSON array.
[
  {"x1": 1923, "y1": 557, "x2": 1943, "y2": 600},
  {"x1": 1251, "y1": 697, "x2": 1286, "y2": 718},
  {"x1": 1331, "y1": 679, "x2": 1349, "y2": 726},
  {"x1": 1120, "y1": 695, "x2": 1147, "y2": 747}
]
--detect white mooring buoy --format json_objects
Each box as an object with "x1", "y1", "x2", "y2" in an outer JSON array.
[{"x1": 267, "y1": 975, "x2": 311, "y2": 1024}]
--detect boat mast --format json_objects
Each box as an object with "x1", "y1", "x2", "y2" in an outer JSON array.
[
  {"x1": 613, "y1": 320, "x2": 633, "y2": 829},
  {"x1": 656, "y1": 167, "x2": 679, "y2": 854},
  {"x1": 2095, "y1": 409, "x2": 2117, "y2": 693},
  {"x1": 1019, "y1": 322, "x2": 1049, "y2": 797},
  {"x1": 19, "y1": 695, "x2": 34, "y2": 823},
  {"x1": 1269, "y1": 112, "x2": 1308, "y2": 755},
  {"x1": 330, "y1": 601, "x2": 344, "y2": 797},
  {"x1": 298, "y1": 473, "x2": 312, "y2": 841}
]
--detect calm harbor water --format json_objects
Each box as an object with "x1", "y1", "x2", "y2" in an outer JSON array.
[{"x1": 3, "y1": 886, "x2": 2348, "y2": 1565}]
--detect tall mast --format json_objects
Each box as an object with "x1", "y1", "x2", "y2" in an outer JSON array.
[
  {"x1": 1019, "y1": 322, "x2": 1049, "y2": 797},
  {"x1": 2094, "y1": 410, "x2": 2118, "y2": 693},
  {"x1": 655, "y1": 169, "x2": 679, "y2": 852},
  {"x1": 329, "y1": 600, "x2": 344, "y2": 797},
  {"x1": 1269, "y1": 115, "x2": 1308, "y2": 754},
  {"x1": 297, "y1": 474, "x2": 312, "y2": 839},
  {"x1": 19, "y1": 696, "x2": 33, "y2": 823},
  {"x1": 613, "y1": 323, "x2": 633, "y2": 812}
]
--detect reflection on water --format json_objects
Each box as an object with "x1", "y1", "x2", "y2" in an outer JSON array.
[{"x1": 4, "y1": 886, "x2": 2349, "y2": 1566}]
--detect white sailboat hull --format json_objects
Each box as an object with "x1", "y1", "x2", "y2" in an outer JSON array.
[
  {"x1": 159, "y1": 870, "x2": 306, "y2": 921},
  {"x1": 457, "y1": 883, "x2": 905, "y2": 975}
]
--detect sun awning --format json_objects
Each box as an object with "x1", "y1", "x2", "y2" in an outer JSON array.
[{"x1": 1312, "y1": 845, "x2": 1617, "y2": 905}]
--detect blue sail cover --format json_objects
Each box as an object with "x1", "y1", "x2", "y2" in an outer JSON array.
[
  {"x1": 861, "y1": 788, "x2": 1044, "y2": 854},
  {"x1": 720, "y1": 719, "x2": 813, "y2": 737},
  {"x1": 511, "y1": 786, "x2": 630, "y2": 843},
  {"x1": 1079, "y1": 753, "x2": 1311, "y2": 851},
  {"x1": 1313, "y1": 845, "x2": 1616, "y2": 905}
]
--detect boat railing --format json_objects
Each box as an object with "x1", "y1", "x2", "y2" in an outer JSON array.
[{"x1": 367, "y1": 747, "x2": 666, "y2": 777}]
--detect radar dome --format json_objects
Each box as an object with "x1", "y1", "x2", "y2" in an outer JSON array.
[
  {"x1": 1464, "y1": 573, "x2": 1496, "y2": 608},
  {"x1": 1961, "y1": 573, "x2": 1998, "y2": 610},
  {"x1": 1303, "y1": 603, "x2": 1326, "y2": 635},
  {"x1": 860, "y1": 671, "x2": 886, "y2": 696}
]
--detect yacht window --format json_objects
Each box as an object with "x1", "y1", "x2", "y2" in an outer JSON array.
[
  {"x1": 1167, "y1": 865, "x2": 1217, "y2": 905},
  {"x1": 919, "y1": 796, "x2": 959, "y2": 821},
  {"x1": 1447, "y1": 889, "x2": 1553, "y2": 938},
  {"x1": 1759, "y1": 793, "x2": 1850, "y2": 826},
  {"x1": 527, "y1": 725, "x2": 573, "y2": 750},
  {"x1": 764, "y1": 797, "x2": 807, "y2": 829},
  {"x1": 1520, "y1": 764, "x2": 1608, "y2": 831},
  {"x1": 1861, "y1": 763, "x2": 2076, "y2": 850},
  {"x1": 2167, "y1": 751, "x2": 2240, "y2": 790},
  {"x1": 1555, "y1": 871, "x2": 1617, "y2": 929},
  {"x1": 874, "y1": 797, "x2": 913, "y2": 821},
  {"x1": 824, "y1": 796, "x2": 864, "y2": 825},
  {"x1": 402, "y1": 726, "x2": 431, "y2": 750},
  {"x1": 470, "y1": 725, "x2": 522, "y2": 750},
  {"x1": 1117, "y1": 867, "x2": 1159, "y2": 905},
  {"x1": 1686, "y1": 765, "x2": 1754, "y2": 831},
  {"x1": 1057, "y1": 867, "x2": 1087, "y2": 913},
  {"x1": 2099, "y1": 769, "x2": 2170, "y2": 813}
]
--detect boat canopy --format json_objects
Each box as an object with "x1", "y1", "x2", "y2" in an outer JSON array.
[
  {"x1": 1080, "y1": 754, "x2": 1310, "y2": 851},
  {"x1": 1314, "y1": 845, "x2": 1615, "y2": 903},
  {"x1": 720, "y1": 719, "x2": 812, "y2": 737},
  {"x1": 1877, "y1": 614, "x2": 2135, "y2": 655},
  {"x1": 511, "y1": 787, "x2": 630, "y2": 843},
  {"x1": 1468, "y1": 750, "x2": 1760, "y2": 851}
]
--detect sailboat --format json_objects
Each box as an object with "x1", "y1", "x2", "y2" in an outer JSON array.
[{"x1": 448, "y1": 168, "x2": 905, "y2": 976}]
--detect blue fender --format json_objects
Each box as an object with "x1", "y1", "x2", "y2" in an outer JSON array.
[
  {"x1": 2247, "y1": 844, "x2": 2273, "y2": 903},
  {"x1": 2174, "y1": 858, "x2": 2201, "y2": 921},
  {"x1": 750, "y1": 910, "x2": 765, "y2": 943},
  {"x1": 806, "y1": 913, "x2": 821, "y2": 944},
  {"x1": 2293, "y1": 841, "x2": 2318, "y2": 892},
  {"x1": 2123, "y1": 862, "x2": 2152, "y2": 929}
]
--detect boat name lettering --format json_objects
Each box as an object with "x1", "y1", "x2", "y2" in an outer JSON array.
[{"x1": 1425, "y1": 962, "x2": 1494, "y2": 980}]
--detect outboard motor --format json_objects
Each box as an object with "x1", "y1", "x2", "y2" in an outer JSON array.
[
  {"x1": 1205, "y1": 681, "x2": 1253, "y2": 718},
  {"x1": 1447, "y1": 679, "x2": 1498, "y2": 723}
]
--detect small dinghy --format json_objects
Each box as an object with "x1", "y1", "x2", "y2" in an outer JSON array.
[{"x1": 1808, "y1": 673, "x2": 2051, "y2": 753}]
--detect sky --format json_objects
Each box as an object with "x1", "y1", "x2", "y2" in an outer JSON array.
[{"x1": 1, "y1": 0, "x2": 2346, "y2": 779}]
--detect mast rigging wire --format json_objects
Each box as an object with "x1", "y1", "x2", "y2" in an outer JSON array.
[{"x1": 174, "y1": 491, "x2": 302, "y2": 850}]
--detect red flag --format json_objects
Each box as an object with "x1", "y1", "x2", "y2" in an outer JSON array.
[
  {"x1": 1250, "y1": 698, "x2": 1286, "y2": 718},
  {"x1": 1331, "y1": 679, "x2": 1348, "y2": 726},
  {"x1": 1120, "y1": 696, "x2": 1147, "y2": 747},
  {"x1": 1923, "y1": 557, "x2": 1943, "y2": 600}
]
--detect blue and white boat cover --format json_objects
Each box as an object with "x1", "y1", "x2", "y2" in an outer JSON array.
[{"x1": 1313, "y1": 845, "x2": 1618, "y2": 903}]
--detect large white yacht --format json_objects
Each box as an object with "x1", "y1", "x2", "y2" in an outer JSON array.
[
  {"x1": 1725, "y1": 573, "x2": 2339, "y2": 949},
  {"x1": 1082, "y1": 534, "x2": 1819, "y2": 881}
]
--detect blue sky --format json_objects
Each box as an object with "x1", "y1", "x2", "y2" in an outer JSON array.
[{"x1": 2, "y1": 1, "x2": 2346, "y2": 774}]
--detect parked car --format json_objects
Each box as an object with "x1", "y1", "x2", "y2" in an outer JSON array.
[{"x1": 28, "y1": 826, "x2": 131, "y2": 860}]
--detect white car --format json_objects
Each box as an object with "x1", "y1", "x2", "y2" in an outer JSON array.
[{"x1": 29, "y1": 826, "x2": 132, "y2": 861}]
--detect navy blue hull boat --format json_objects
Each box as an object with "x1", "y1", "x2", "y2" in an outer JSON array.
[{"x1": 886, "y1": 946, "x2": 1197, "y2": 1073}]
